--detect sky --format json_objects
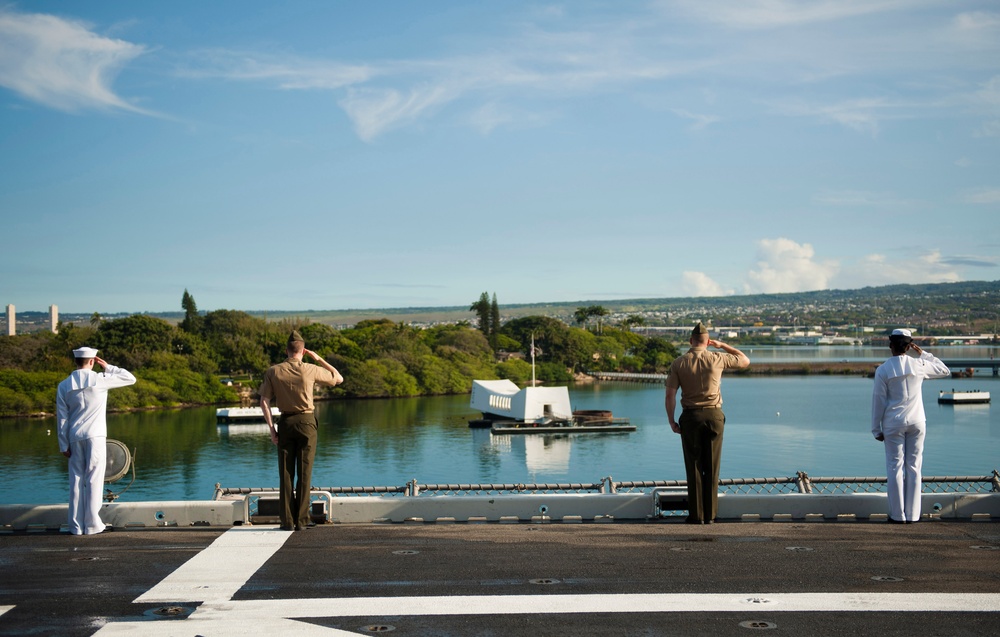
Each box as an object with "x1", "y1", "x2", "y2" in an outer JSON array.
[{"x1": 1, "y1": 1, "x2": 999, "y2": 315}]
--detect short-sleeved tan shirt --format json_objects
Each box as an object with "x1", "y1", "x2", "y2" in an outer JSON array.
[
  {"x1": 665, "y1": 346, "x2": 745, "y2": 410},
  {"x1": 258, "y1": 358, "x2": 338, "y2": 414}
]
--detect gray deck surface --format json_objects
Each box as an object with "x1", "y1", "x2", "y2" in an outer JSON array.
[{"x1": 1, "y1": 519, "x2": 999, "y2": 636}]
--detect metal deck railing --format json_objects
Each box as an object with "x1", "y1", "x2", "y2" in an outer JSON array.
[{"x1": 215, "y1": 470, "x2": 1000, "y2": 499}]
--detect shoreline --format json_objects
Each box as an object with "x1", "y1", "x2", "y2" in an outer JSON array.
[
  {"x1": 739, "y1": 361, "x2": 877, "y2": 376},
  {"x1": 3, "y1": 361, "x2": 982, "y2": 420}
]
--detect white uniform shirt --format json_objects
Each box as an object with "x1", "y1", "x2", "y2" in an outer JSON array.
[
  {"x1": 56, "y1": 365, "x2": 136, "y2": 452},
  {"x1": 871, "y1": 351, "x2": 951, "y2": 437}
]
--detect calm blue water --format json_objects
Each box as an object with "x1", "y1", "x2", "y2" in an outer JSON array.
[{"x1": 2, "y1": 372, "x2": 997, "y2": 505}]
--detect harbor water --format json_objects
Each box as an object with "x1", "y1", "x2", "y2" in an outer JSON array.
[{"x1": 1, "y1": 363, "x2": 997, "y2": 506}]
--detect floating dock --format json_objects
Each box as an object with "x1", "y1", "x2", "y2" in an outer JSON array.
[
  {"x1": 215, "y1": 406, "x2": 280, "y2": 424},
  {"x1": 938, "y1": 390, "x2": 991, "y2": 404}
]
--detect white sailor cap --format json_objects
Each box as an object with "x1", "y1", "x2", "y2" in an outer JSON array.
[
  {"x1": 72, "y1": 347, "x2": 99, "y2": 358},
  {"x1": 890, "y1": 329, "x2": 912, "y2": 338}
]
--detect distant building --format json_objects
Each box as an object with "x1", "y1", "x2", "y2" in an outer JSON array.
[
  {"x1": 49, "y1": 305, "x2": 58, "y2": 334},
  {"x1": 5, "y1": 304, "x2": 13, "y2": 336}
]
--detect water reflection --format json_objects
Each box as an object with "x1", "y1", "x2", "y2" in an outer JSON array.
[{"x1": 1, "y1": 375, "x2": 996, "y2": 505}]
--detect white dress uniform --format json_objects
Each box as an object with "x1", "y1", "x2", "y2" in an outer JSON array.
[
  {"x1": 56, "y1": 348, "x2": 136, "y2": 535},
  {"x1": 871, "y1": 339, "x2": 950, "y2": 523}
]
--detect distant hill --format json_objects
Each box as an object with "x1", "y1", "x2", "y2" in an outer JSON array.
[{"x1": 8, "y1": 280, "x2": 1000, "y2": 333}]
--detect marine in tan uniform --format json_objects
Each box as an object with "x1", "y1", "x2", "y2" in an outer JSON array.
[
  {"x1": 664, "y1": 323, "x2": 749, "y2": 524},
  {"x1": 259, "y1": 330, "x2": 344, "y2": 530}
]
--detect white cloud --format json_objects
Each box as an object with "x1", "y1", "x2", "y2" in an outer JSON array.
[
  {"x1": 179, "y1": 50, "x2": 375, "y2": 90},
  {"x1": 952, "y1": 11, "x2": 1000, "y2": 39},
  {"x1": 179, "y1": 17, "x2": 694, "y2": 140},
  {"x1": 962, "y1": 188, "x2": 1000, "y2": 204},
  {"x1": 667, "y1": 0, "x2": 921, "y2": 30},
  {"x1": 744, "y1": 238, "x2": 839, "y2": 294},
  {"x1": 812, "y1": 189, "x2": 912, "y2": 208},
  {"x1": 671, "y1": 108, "x2": 720, "y2": 130},
  {"x1": 975, "y1": 120, "x2": 1000, "y2": 138},
  {"x1": 773, "y1": 97, "x2": 893, "y2": 136},
  {"x1": 0, "y1": 9, "x2": 148, "y2": 113},
  {"x1": 681, "y1": 271, "x2": 733, "y2": 297},
  {"x1": 841, "y1": 250, "x2": 962, "y2": 287},
  {"x1": 339, "y1": 84, "x2": 462, "y2": 141},
  {"x1": 173, "y1": 1, "x2": 998, "y2": 142}
]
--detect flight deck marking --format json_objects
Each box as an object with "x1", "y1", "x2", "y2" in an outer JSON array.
[
  {"x1": 134, "y1": 526, "x2": 291, "y2": 604},
  {"x1": 88, "y1": 527, "x2": 1000, "y2": 636}
]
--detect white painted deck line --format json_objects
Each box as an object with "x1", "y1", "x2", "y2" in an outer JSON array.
[
  {"x1": 0, "y1": 606, "x2": 13, "y2": 619},
  {"x1": 93, "y1": 593, "x2": 1000, "y2": 636},
  {"x1": 201, "y1": 592, "x2": 1000, "y2": 617},
  {"x1": 133, "y1": 526, "x2": 290, "y2": 604}
]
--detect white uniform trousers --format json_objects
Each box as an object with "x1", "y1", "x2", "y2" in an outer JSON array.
[
  {"x1": 67, "y1": 437, "x2": 107, "y2": 535},
  {"x1": 882, "y1": 422, "x2": 925, "y2": 522}
]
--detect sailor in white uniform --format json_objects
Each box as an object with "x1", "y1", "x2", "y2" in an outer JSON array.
[
  {"x1": 56, "y1": 347, "x2": 136, "y2": 535},
  {"x1": 871, "y1": 329, "x2": 950, "y2": 523}
]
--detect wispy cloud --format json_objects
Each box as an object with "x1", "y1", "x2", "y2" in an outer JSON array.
[
  {"x1": 951, "y1": 10, "x2": 1000, "y2": 44},
  {"x1": 961, "y1": 188, "x2": 1000, "y2": 204},
  {"x1": 13, "y1": 0, "x2": 980, "y2": 143},
  {"x1": 844, "y1": 249, "x2": 962, "y2": 287},
  {"x1": 772, "y1": 97, "x2": 898, "y2": 136},
  {"x1": 177, "y1": 49, "x2": 375, "y2": 90},
  {"x1": 812, "y1": 189, "x2": 915, "y2": 208},
  {"x1": 0, "y1": 9, "x2": 149, "y2": 113},
  {"x1": 940, "y1": 254, "x2": 999, "y2": 268},
  {"x1": 667, "y1": 0, "x2": 922, "y2": 30},
  {"x1": 671, "y1": 108, "x2": 720, "y2": 130},
  {"x1": 339, "y1": 85, "x2": 460, "y2": 141},
  {"x1": 177, "y1": 17, "x2": 700, "y2": 140}
]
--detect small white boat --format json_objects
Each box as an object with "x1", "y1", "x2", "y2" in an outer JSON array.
[
  {"x1": 937, "y1": 390, "x2": 991, "y2": 405},
  {"x1": 216, "y1": 406, "x2": 281, "y2": 424}
]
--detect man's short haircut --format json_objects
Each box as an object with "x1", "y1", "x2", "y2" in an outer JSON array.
[{"x1": 287, "y1": 340, "x2": 305, "y2": 355}]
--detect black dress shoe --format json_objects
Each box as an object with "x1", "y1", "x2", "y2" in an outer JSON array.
[
  {"x1": 887, "y1": 517, "x2": 906, "y2": 524},
  {"x1": 685, "y1": 517, "x2": 703, "y2": 524},
  {"x1": 279, "y1": 525, "x2": 294, "y2": 531}
]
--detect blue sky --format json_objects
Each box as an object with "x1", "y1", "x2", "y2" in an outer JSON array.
[{"x1": 1, "y1": 1, "x2": 998, "y2": 314}]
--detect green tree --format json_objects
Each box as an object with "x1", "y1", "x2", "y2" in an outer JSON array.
[
  {"x1": 93, "y1": 315, "x2": 175, "y2": 370},
  {"x1": 180, "y1": 289, "x2": 203, "y2": 334},
  {"x1": 489, "y1": 293, "x2": 500, "y2": 350},
  {"x1": 501, "y1": 316, "x2": 572, "y2": 372},
  {"x1": 620, "y1": 314, "x2": 646, "y2": 330},
  {"x1": 201, "y1": 310, "x2": 269, "y2": 375},
  {"x1": 470, "y1": 292, "x2": 491, "y2": 343},
  {"x1": 574, "y1": 305, "x2": 610, "y2": 334}
]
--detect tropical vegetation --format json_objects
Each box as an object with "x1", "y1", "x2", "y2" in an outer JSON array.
[{"x1": 0, "y1": 292, "x2": 679, "y2": 417}]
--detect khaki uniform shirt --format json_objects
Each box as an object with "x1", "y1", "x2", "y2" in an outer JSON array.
[
  {"x1": 665, "y1": 346, "x2": 745, "y2": 410},
  {"x1": 258, "y1": 358, "x2": 339, "y2": 414}
]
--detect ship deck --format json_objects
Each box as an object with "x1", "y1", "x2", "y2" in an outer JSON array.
[{"x1": 1, "y1": 519, "x2": 998, "y2": 636}]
